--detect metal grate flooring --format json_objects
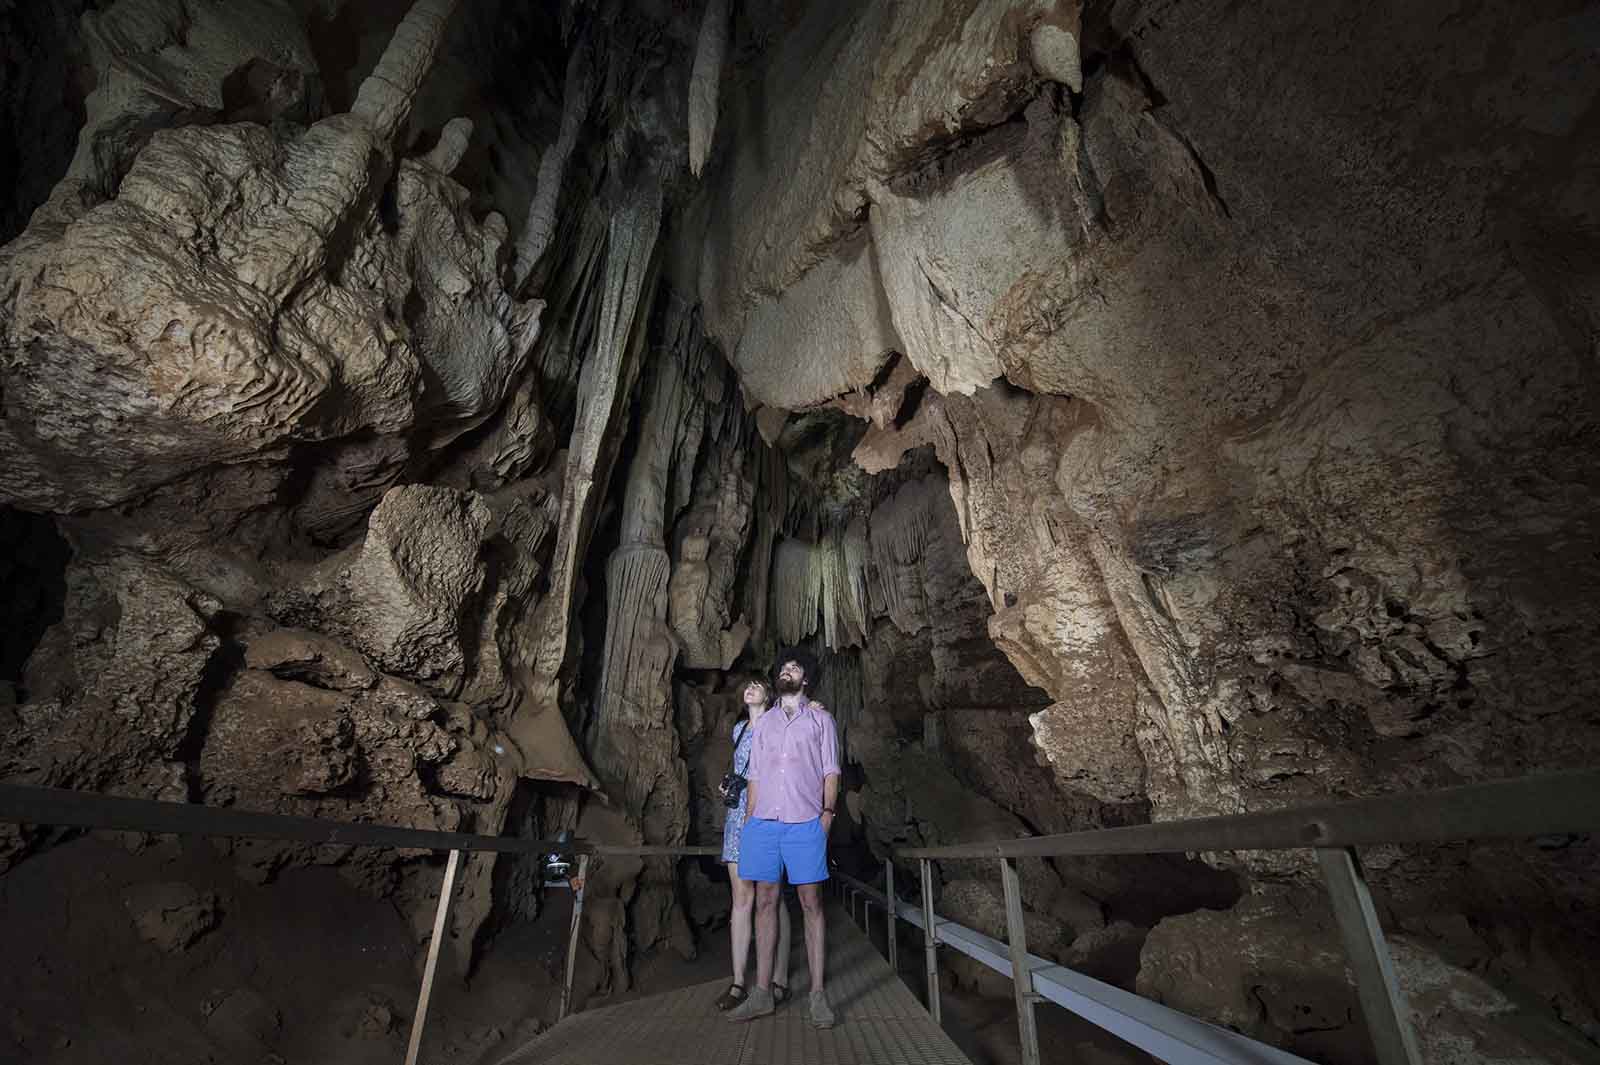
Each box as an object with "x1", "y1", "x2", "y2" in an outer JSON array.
[{"x1": 498, "y1": 904, "x2": 971, "y2": 1065}]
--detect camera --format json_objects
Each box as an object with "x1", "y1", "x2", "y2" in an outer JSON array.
[{"x1": 719, "y1": 772, "x2": 747, "y2": 808}]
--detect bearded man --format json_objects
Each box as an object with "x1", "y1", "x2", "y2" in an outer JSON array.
[{"x1": 726, "y1": 649, "x2": 840, "y2": 1028}]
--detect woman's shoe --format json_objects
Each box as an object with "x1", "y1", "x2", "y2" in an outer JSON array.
[
  {"x1": 714, "y1": 984, "x2": 747, "y2": 1011},
  {"x1": 771, "y1": 983, "x2": 790, "y2": 1007}
]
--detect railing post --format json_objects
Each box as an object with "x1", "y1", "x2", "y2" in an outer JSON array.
[
  {"x1": 1316, "y1": 848, "x2": 1423, "y2": 1065},
  {"x1": 919, "y1": 857, "x2": 941, "y2": 1024},
  {"x1": 404, "y1": 848, "x2": 462, "y2": 1065},
  {"x1": 558, "y1": 853, "x2": 592, "y2": 1022},
  {"x1": 999, "y1": 858, "x2": 1042, "y2": 1065},
  {"x1": 885, "y1": 858, "x2": 898, "y2": 975},
  {"x1": 864, "y1": 895, "x2": 871, "y2": 941}
]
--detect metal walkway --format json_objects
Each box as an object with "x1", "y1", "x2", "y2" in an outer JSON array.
[{"x1": 498, "y1": 903, "x2": 971, "y2": 1065}]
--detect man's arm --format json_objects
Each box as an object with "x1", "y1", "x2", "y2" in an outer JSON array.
[
  {"x1": 745, "y1": 777, "x2": 759, "y2": 817},
  {"x1": 819, "y1": 711, "x2": 842, "y2": 831}
]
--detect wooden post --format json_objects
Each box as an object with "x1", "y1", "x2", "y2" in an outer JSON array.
[
  {"x1": 404, "y1": 848, "x2": 462, "y2": 1065},
  {"x1": 919, "y1": 858, "x2": 941, "y2": 1024},
  {"x1": 999, "y1": 858, "x2": 1042, "y2": 1065},
  {"x1": 1317, "y1": 848, "x2": 1423, "y2": 1065},
  {"x1": 885, "y1": 858, "x2": 898, "y2": 976},
  {"x1": 559, "y1": 853, "x2": 591, "y2": 1022}
]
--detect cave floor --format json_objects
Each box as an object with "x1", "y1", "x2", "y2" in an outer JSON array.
[
  {"x1": 1, "y1": 836, "x2": 1154, "y2": 1065},
  {"x1": 495, "y1": 903, "x2": 1154, "y2": 1065},
  {"x1": 497, "y1": 903, "x2": 972, "y2": 1065}
]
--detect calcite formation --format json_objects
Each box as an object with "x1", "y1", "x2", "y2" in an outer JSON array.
[{"x1": 1, "y1": 0, "x2": 1596, "y2": 1057}]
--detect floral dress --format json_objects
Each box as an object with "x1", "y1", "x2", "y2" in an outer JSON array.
[{"x1": 720, "y1": 718, "x2": 754, "y2": 863}]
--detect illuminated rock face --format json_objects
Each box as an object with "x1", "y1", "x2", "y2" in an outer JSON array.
[
  {"x1": 680, "y1": 0, "x2": 1600, "y2": 1056},
  {"x1": 2, "y1": 0, "x2": 1598, "y2": 1058}
]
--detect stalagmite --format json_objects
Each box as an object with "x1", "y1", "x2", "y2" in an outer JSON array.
[
  {"x1": 687, "y1": 0, "x2": 729, "y2": 177},
  {"x1": 351, "y1": 0, "x2": 461, "y2": 137},
  {"x1": 248, "y1": 0, "x2": 464, "y2": 300},
  {"x1": 591, "y1": 319, "x2": 705, "y2": 795},
  {"x1": 423, "y1": 116, "x2": 474, "y2": 174}
]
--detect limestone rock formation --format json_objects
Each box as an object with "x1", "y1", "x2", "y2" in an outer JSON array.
[
  {"x1": 1140, "y1": 891, "x2": 1599, "y2": 1065},
  {"x1": 2, "y1": 0, "x2": 1597, "y2": 1056},
  {"x1": 271, "y1": 485, "x2": 492, "y2": 690}
]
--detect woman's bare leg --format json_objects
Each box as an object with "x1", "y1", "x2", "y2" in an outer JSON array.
[{"x1": 727, "y1": 862, "x2": 755, "y2": 987}]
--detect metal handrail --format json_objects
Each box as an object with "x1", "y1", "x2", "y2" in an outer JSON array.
[
  {"x1": 861, "y1": 768, "x2": 1599, "y2": 1065},
  {"x1": 0, "y1": 782, "x2": 720, "y2": 1063},
  {"x1": 8, "y1": 771, "x2": 1596, "y2": 1065},
  {"x1": 896, "y1": 767, "x2": 1600, "y2": 859},
  {"x1": 832, "y1": 869, "x2": 1312, "y2": 1065},
  {"x1": 0, "y1": 783, "x2": 722, "y2": 857}
]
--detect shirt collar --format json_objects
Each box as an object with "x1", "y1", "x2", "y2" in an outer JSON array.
[{"x1": 774, "y1": 695, "x2": 816, "y2": 721}]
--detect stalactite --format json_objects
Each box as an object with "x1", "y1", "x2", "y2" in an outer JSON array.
[
  {"x1": 687, "y1": 0, "x2": 729, "y2": 177},
  {"x1": 868, "y1": 477, "x2": 940, "y2": 634},
  {"x1": 743, "y1": 428, "x2": 790, "y2": 645},
  {"x1": 771, "y1": 538, "x2": 823, "y2": 646},
  {"x1": 818, "y1": 524, "x2": 869, "y2": 650},
  {"x1": 529, "y1": 207, "x2": 609, "y2": 427},
  {"x1": 810, "y1": 647, "x2": 863, "y2": 762},
  {"x1": 842, "y1": 516, "x2": 872, "y2": 638},
  {"x1": 513, "y1": 32, "x2": 596, "y2": 292},
  {"x1": 511, "y1": 181, "x2": 663, "y2": 762}
]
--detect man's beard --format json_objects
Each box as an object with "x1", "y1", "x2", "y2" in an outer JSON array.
[{"x1": 775, "y1": 675, "x2": 803, "y2": 695}]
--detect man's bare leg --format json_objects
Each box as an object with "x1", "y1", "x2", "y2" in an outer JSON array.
[
  {"x1": 798, "y1": 882, "x2": 826, "y2": 993},
  {"x1": 754, "y1": 881, "x2": 782, "y2": 990}
]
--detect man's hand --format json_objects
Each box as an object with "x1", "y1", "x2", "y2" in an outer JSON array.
[{"x1": 820, "y1": 809, "x2": 835, "y2": 834}]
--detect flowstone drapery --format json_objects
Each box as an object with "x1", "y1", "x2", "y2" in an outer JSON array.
[{"x1": 513, "y1": 182, "x2": 663, "y2": 773}]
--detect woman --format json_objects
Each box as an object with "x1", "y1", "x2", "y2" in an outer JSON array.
[{"x1": 715, "y1": 676, "x2": 792, "y2": 1010}]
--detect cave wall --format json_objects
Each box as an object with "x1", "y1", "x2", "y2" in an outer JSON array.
[
  {"x1": 0, "y1": 0, "x2": 690, "y2": 983},
  {"x1": 676, "y1": 0, "x2": 1600, "y2": 1058}
]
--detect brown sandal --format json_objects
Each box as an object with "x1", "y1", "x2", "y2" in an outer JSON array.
[{"x1": 715, "y1": 984, "x2": 748, "y2": 1011}]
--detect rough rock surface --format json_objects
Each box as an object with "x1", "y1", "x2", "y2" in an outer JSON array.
[
  {"x1": 681, "y1": 0, "x2": 1600, "y2": 1054},
  {"x1": 124, "y1": 881, "x2": 221, "y2": 953},
  {"x1": 271, "y1": 485, "x2": 493, "y2": 689},
  {"x1": 1140, "y1": 891, "x2": 1599, "y2": 1065}
]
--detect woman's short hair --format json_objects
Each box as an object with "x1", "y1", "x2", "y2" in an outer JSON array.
[{"x1": 739, "y1": 674, "x2": 774, "y2": 703}]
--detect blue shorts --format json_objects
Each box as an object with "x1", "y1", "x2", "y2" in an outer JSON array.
[{"x1": 737, "y1": 817, "x2": 829, "y2": 885}]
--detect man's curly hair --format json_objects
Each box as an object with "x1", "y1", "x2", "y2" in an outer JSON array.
[{"x1": 772, "y1": 646, "x2": 820, "y2": 691}]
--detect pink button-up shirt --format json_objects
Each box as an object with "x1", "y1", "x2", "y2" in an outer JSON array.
[{"x1": 745, "y1": 698, "x2": 840, "y2": 823}]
